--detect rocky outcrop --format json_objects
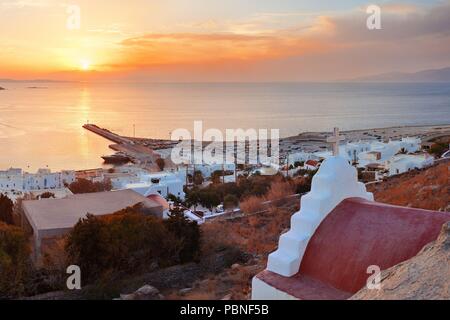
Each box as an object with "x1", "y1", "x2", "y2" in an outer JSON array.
[
  {"x1": 117, "y1": 285, "x2": 164, "y2": 300},
  {"x1": 351, "y1": 222, "x2": 450, "y2": 300}
]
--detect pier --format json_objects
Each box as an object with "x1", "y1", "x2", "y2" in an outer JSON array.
[
  {"x1": 83, "y1": 124, "x2": 161, "y2": 170},
  {"x1": 82, "y1": 124, "x2": 134, "y2": 144}
]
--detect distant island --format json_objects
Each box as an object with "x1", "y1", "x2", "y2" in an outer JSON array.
[
  {"x1": 351, "y1": 66, "x2": 450, "y2": 83},
  {"x1": 0, "y1": 86, "x2": 5, "y2": 90},
  {"x1": 0, "y1": 79, "x2": 72, "y2": 83}
]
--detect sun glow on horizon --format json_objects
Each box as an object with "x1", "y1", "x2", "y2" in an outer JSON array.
[{"x1": 80, "y1": 59, "x2": 91, "y2": 71}]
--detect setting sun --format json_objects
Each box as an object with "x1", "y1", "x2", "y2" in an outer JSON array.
[{"x1": 80, "y1": 60, "x2": 91, "y2": 71}]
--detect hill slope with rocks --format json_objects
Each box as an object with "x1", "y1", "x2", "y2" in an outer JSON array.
[{"x1": 351, "y1": 222, "x2": 450, "y2": 300}]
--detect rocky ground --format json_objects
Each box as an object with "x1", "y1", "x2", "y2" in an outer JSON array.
[{"x1": 351, "y1": 221, "x2": 450, "y2": 300}]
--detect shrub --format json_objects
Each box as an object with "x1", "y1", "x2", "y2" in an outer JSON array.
[
  {"x1": 0, "y1": 194, "x2": 14, "y2": 225},
  {"x1": 240, "y1": 196, "x2": 264, "y2": 214},
  {"x1": 68, "y1": 178, "x2": 112, "y2": 194},
  {"x1": 65, "y1": 206, "x2": 201, "y2": 283},
  {"x1": 224, "y1": 194, "x2": 239, "y2": 209},
  {"x1": 39, "y1": 192, "x2": 55, "y2": 199},
  {"x1": 164, "y1": 207, "x2": 201, "y2": 263},
  {"x1": 156, "y1": 158, "x2": 166, "y2": 171},
  {"x1": 265, "y1": 181, "x2": 295, "y2": 204},
  {"x1": 0, "y1": 222, "x2": 31, "y2": 298}
]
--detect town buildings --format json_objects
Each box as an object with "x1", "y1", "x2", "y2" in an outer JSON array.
[{"x1": 0, "y1": 168, "x2": 75, "y2": 192}]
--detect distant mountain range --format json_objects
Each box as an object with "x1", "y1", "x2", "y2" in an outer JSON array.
[{"x1": 352, "y1": 67, "x2": 450, "y2": 83}]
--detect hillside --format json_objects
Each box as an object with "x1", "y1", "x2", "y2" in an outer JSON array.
[{"x1": 367, "y1": 160, "x2": 449, "y2": 212}]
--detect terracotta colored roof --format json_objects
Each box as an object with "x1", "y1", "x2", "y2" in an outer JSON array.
[
  {"x1": 255, "y1": 270, "x2": 352, "y2": 300},
  {"x1": 146, "y1": 193, "x2": 170, "y2": 210},
  {"x1": 305, "y1": 160, "x2": 319, "y2": 167},
  {"x1": 257, "y1": 198, "x2": 450, "y2": 299}
]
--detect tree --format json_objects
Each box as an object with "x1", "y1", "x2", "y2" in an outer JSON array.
[
  {"x1": 224, "y1": 194, "x2": 239, "y2": 209},
  {"x1": 193, "y1": 171, "x2": 204, "y2": 185},
  {"x1": 66, "y1": 210, "x2": 170, "y2": 281},
  {"x1": 156, "y1": 158, "x2": 165, "y2": 171},
  {"x1": 294, "y1": 161, "x2": 304, "y2": 168},
  {"x1": 0, "y1": 222, "x2": 31, "y2": 298},
  {"x1": 39, "y1": 192, "x2": 55, "y2": 199},
  {"x1": 429, "y1": 142, "x2": 448, "y2": 157},
  {"x1": 211, "y1": 170, "x2": 223, "y2": 184},
  {"x1": 167, "y1": 193, "x2": 182, "y2": 205},
  {"x1": 65, "y1": 214, "x2": 110, "y2": 281},
  {"x1": 199, "y1": 191, "x2": 221, "y2": 210},
  {"x1": 185, "y1": 190, "x2": 201, "y2": 211},
  {"x1": 0, "y1": 194, "x2": 14, "y2": 225},
  {"x1": 68, "y1": 178, "x2": 112, "y2": 194},
  {"x1": 164, "y1": 207, "x2": 201, "y2": 263}
]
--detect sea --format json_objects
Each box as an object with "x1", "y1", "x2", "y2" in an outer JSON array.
[{"x1": 0, "y1": 82, "x2": 449, "y2": 171}]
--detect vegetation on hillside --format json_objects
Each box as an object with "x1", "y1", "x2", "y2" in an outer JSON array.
[
  {"x1": 66, "y1": 205, "x2": 201, "y2": 283},
  {"x1": 184, "y1": 172, "x2": 314, "y2": 211},
  {"x1": 0, "y1": 194, "x2": 14, "y2": 225},
  {"x1": 367, "y1": 160, "x2": 449, "y2": 211},
  {"x1": 68, "y1": 178, "x2": 112, "y2": 194},
  {"x1": 0, "y1": 222, "x2": 31, "y2": 299}
]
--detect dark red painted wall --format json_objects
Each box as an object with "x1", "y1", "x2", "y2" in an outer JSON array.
[{"x1": 299, "y1": 198, "x2": 450, "y2": 293}]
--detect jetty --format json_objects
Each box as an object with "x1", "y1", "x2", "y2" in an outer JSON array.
[
  {"x1": 83, "y1": 124, "x2": 134, "y2": 144},
  {"x1": 83, "y1": 124, "x2": 161, "y2": 169}
]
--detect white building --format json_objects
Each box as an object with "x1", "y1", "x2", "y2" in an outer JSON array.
[
  {"x1": 107, "y1": 166, "x2": 187, "y2": 200},
  {"x1": 189, "y1": 163, "x2": 236, "y2": 179},
  {"x1": 314, "y1": 137, "x2": 421, "y2": 164},
  {"x1": 0, "y1": 168, "x2": 75, "y2": 192},
  {"x1": 388, "y1": 154, "x2": 434, "y2": 176},
  {"x1": 286, "y1": 152, "x2": 319, "y2": 166}
]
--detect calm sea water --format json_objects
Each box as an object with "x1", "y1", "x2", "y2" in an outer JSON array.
[{"x1": 0, "y1": 82, "x2": 449, "y2": 171}]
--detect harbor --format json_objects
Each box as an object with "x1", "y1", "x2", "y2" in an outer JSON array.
[{"x1": 83, "y1": 123, "x2": 175, "y2": 171}]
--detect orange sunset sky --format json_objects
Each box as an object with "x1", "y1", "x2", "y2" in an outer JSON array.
[{"x1": 1, "y1": 0, "x2": 449, "y2": 82}]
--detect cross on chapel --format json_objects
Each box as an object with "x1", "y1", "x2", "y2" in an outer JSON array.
[{"x1": 326, "y1": 127, "x2": 345, "y2": 156}]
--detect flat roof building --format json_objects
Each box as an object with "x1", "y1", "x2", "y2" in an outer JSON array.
[{"x1": 22, "y1": 189, "x2": 164, "y2": 259}]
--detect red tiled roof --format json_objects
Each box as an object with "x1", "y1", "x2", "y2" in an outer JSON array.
[{"x1": 305, "y1": 160, "x2": 319, "y2": 167}]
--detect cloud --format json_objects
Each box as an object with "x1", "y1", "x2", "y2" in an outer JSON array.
[
  {"x1": 114, "y1": 32, "x2": 326, "y2": 68},
  {"x1": 327, "y1": 2, "x2": 450, "y2": 42},
  {"x1": 112, "y1": 2, "x2": 450, "y2": 76}
]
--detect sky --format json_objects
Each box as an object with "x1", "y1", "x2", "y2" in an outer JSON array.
[{"x1": 0, "y1": 0, "x2": 449, "y2": 81}]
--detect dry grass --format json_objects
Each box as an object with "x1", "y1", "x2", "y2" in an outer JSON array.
[
  {"x1": 239, "y1": 196, "x2": 265, "y2": 214},
  {"x1": 368, "y1": 160, "x2": 449, "y2": 211},
  {"x1": 265, "y1": 180, "x2": 295, "y2": 205}
]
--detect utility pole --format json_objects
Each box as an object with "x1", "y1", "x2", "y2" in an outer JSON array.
[
  {"x1": 133, "y1": 124, "x2": 136, "y2": 138},
  {"x1": 286, "y1": 153, "x2": 289, "y2": 177}
]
